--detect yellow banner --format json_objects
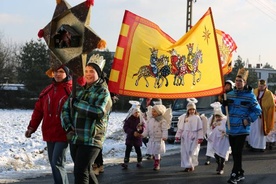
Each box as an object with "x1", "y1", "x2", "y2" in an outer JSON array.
[{"x1": 109, "y1": 8, "x2": 224, "y2": 99}]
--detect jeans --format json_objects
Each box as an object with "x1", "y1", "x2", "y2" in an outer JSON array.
[
  {"x1": 70, "y1": 144, "x2": 100, "y2": 184},
  {"x1": 47, "y1": 142, "x2": 69, "y2": 184},
  {"x1": 228, "y1": 134, "x2": 247, "y2": 174}
]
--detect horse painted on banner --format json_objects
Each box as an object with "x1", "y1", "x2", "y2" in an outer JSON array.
[
  {"x1": 169, "y1": 48, "x2": 203, "y2": 86},
  {"x1": 154, "y1": 56, "x2": 171, "y2": 87},
  {"x1": 132, "y1": 48, "x2": 169, "y2": 88},
  {"x1": 168, "y1": 49, "x2": 186, "y2": 86}
]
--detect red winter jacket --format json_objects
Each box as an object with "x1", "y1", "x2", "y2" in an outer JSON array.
[{"x1": 27, "y1": 80, "x2": 72, "y2": 142}]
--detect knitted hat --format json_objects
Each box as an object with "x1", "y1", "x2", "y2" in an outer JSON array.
[
  {"x1": 53, "y1": 65, "x2": 71, "y2": 81},
  {"x1": 45, "y1": 65, "x2": 70, "y2": 79},
  {"x1": 57, "y1": 65, "x2": 70, "y2": 77},
  {"x1": 186, "y1": 98, "x2": 198, "y2": 111},
  {"x1": 153, "y1": 104, "x2": 167, "y2": 115}
]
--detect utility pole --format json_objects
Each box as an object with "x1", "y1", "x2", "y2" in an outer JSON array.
[{"x1": 186, "y1": 0, "x2": 196, "y2": 32}]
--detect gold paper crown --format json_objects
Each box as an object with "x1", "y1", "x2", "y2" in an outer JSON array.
[
  {"x1": 87, "y1": 54, "x2": 106, "y2": 71},
  {"x1": 236, "y1": 68, "x2": 249, "y2": 81}
]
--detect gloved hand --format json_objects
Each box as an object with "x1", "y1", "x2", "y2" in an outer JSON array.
[{"x1": 25, "y1": 129, "x2": 34, "y2": 138}]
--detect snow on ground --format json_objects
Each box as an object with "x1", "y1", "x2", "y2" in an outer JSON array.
[{"x1": 0, "y1": 109, "x2": 180, "y2": 183}]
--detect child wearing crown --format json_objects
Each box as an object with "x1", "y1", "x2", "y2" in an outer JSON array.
[
  {"x1": 61, "y1": 54, "x2": 112, "y2": 184},
  {"x1": 175, "y1": 98, "x2": 204, "y2": 172}
]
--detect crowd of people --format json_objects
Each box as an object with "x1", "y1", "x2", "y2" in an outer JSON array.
[{"x1": 25, "y1": 57, "x2": 276, "y2": 184}]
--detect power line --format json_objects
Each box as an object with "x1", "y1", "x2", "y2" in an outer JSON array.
[
  {"x1": 246, "y1": 0, "x2": 276, "y2": 21},
  {"x1": 255, "y1": 0, "x2": 276, "y2": 17}
]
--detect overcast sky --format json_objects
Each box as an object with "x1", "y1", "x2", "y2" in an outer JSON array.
[{"x1": 1, "y1": 0, "x2": 275, "y2": 67}]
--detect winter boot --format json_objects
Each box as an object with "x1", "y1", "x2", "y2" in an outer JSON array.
[
  {"x1": 121, "y1": 157, "x2": 129, "y2": 170},
  {"x1": 215, "y1": 154, "x2": 220, "y2": 172},
  {"x1": 121, "y1": 163, "x2": 128, "y2": 169},
  {"x1": 137, "y1": 157, "x2": 143, "y2": 168},
  {"x1": 218, "y1": 158, "x2": 225, "y2": 175},
  {"x1": 269, "y1": 142, "x2": 273, "y2": 150},
  {"x1": 153, "y1": 159, "x2": 160, "y2": 171},
  {"x1": 136, "y1": 162, "x2": 142, "y2": 168},
  {"x1": 205, "y1": 156, "x2": 211, "y2": 165}
]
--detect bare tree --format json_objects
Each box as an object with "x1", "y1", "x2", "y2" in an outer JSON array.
[{"x1": 0, "y1": 31, "x2": 20, "y2": 83}]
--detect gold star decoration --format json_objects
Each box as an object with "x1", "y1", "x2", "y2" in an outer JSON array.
[
  {"x1": 218, "y1": 42, "x2": 230, "y2": 65},
  {"x1": 38, "y1": 0, "x2": 105, "y2": 76},
  {"x1": 202, "y1": 26, "x2": 211, "y2": 45}
]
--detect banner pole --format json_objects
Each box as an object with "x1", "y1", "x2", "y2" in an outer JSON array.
[{"x1": 224, "y1": 93, "x2": 230, "y2": 130}]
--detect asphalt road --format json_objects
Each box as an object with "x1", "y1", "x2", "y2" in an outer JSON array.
[{"x1": 14, "y1": 144, "x2": 276, "y2": 184}]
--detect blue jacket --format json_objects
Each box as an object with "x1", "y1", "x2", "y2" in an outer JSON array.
[{"x1": 223, "y1": 86, "x2": 262, "y2": 136}]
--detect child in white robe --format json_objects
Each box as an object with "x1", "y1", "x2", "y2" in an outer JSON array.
[
  {"x1": 204, "y1": 102, "x2": 226, "y2": 165},
  {"x1": 175, "y1": 98, "x2": 204, "y2": 172},
  {"x1": 204, "y1": 114, "x2": 216, "y2": 165},
  {"x1": 208, "y1": 102, "x2": 231, "y2": 175}
]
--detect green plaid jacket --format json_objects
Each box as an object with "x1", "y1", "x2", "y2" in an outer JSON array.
[{"x1": 61, "y1": 81, "x2": 112, "y2": 148}]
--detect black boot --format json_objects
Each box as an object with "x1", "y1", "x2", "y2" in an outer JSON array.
[
  {"x1": 137, "y1": 157, "x2": 143, "y2": 168},
  {"x1": 214, "y1": 154, "x2": 220, "y2": 172},
  {"x1": 205, "y1": 156, "x2": 211, "y2": 165},
  {"x1": 121, "y1": 157, "x2": 129, "y2": 169},
  {"x1": 218, "y1": 157, "x2": 225, "y2": 175}
]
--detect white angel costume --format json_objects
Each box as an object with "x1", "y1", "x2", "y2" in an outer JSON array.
[
  {"x1": 208, "y1": 116, "x2": 231, "y2": 160},
  {"x1": 142, "y1": 105, "x2": 172, "y2": 157},
  {"x1": 175, "y1": 98, "x2": 203, "y2": 169},
  {"x1": 207, "y1": 102, "x2": 231, "y2": 160}
]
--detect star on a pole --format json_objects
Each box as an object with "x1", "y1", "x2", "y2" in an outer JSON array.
[{"x1": 38, "y1": 0, "x2": 105, "y2": 76}]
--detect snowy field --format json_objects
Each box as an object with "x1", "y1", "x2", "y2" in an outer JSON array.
[{"x1": 0, "y1": 109, "x2": 180, "y2": 183}]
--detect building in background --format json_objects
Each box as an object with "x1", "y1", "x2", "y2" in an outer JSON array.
[{"x1": 248, "y1": 63, "x2": 276, "y2": 93}]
